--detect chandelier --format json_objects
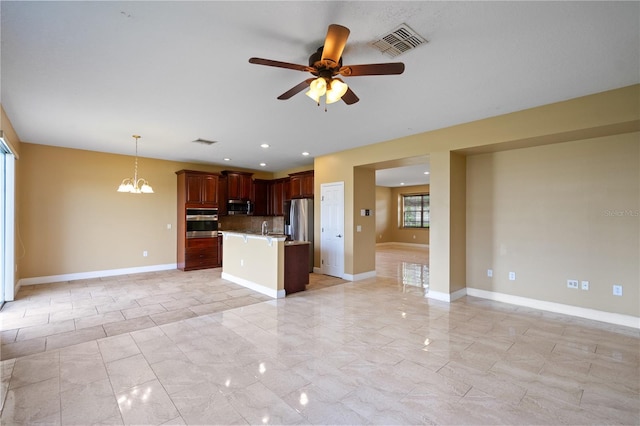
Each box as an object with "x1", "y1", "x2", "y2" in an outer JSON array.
[{"x1": 117, "y1": 135, "x2": 154, "y2": 194}]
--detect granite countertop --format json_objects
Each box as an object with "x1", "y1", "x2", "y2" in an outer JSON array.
[
  {"x1": 284, "y1": 240, "x2": 310, "y2": 246},
  {"x1": 221, "y1": 230, "x2": 288, "y2": 239},
  {"x1": 221, "y1": 230, "x2": 309, "y2": 245}
]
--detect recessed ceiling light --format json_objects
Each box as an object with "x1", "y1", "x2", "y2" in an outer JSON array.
[
  {"x1": 260, "y1": 162, "x2": 266, "y2": 167},
  {"x1": 302, "y1": 152, "x2": 310, "y2": 156},
  {"x1": 260, "y1": 143, "x2": 270, "y2": 148},
  {"x1": 400, "y1": 182, "x2": 405, "y2": 186},
  {"x1": 424, "y1": 171, "x2": 430, "y2": 175},
  {"x1": 223, "y1": 158, "x2": 231, "y2": 161}
]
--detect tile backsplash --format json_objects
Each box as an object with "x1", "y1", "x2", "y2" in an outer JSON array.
[{"x1": 219, "y1": 215, "x2": 285, "y2": 234}]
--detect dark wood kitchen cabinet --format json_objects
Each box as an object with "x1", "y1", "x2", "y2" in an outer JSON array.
[
  {"x1": 222, "y1": 170, "x2": 253, "y2": 200},
  {"x1": 176, "y1": 169, "x2": 221, "y2": 271},
  {"x1": 289, "y1": 171, "x2": 314, "y2": 199},
  {"x1": 183, "y1": 237, "x2": 218, "y2": 270},
  {"x1": 253, "y1": 179, "x2": 270, "y2": 216},
  {"x1": 177, "y1": 170, "x2": 219, "y2": 207},
  {"x1": 271, "y1": 178, "x2": 289, "y2": 216},
  {"x1": 284, "y1": 242, "x2": 310, "y2": 295}
]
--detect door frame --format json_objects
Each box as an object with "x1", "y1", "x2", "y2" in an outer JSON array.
[{"x1": 320, "y1": 181, "x2": 345, "y2": 278}]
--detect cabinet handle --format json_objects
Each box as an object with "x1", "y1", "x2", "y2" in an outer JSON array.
[{"x1": 336, "y1": 234, "x2": 342, "y2": 238}]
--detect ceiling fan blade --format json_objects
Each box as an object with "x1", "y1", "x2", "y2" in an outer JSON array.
[
  {"x1": 341, "y1": 87, "x2": 359, "y2": 105},
  {"x1": 321, "y1": 24, "x2": 350, "y2": 66},
  {"x1": 339, "y1": 62, "x2": 405, "y2": 76},
  {"x1": 249, "y1": 57, "x2": 312, "y2": 72},
  {"x1": 277, "y1": 79, "x2": 314, "y2": 100}
]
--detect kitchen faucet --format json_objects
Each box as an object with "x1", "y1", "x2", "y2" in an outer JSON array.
[{"x1": 261, "y1": 221, "x2": 268, "y2": 235}]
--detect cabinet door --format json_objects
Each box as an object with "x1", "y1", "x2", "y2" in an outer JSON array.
[
  {"x1": 185, "y1": 175, "x2": 203, "y2": 204},
  {"x1": 253, "y1": 179, "x2": 270, "y2": 216},
  {"x1": 202, "y1": 175, "x2": 218, "y2": 205},
  {"x1": 271, "y1": 180, "x2": 283, "y2": 216},
  {"x1": 302, "y1": 174, "x2": 314, "y2": 198},
  {"x1": 289, "y1": 176, "x2": 302, "y2": 199},
  {"x1": 218, "y1": 176, "x2": 227, "y2": 215},
  {"x1": 240, "y1": 174, "x2": 253, "y2": 200},
  {"x1": 227, "y1": 173, "x2": 241, "y2": 199}
]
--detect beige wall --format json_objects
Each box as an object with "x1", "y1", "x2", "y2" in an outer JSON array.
[
  {"x1": 7, "y1": 85, "x2": 640, "y2": 318},
  {"x1": 16, "y1": 143, "x2": 273, "y2": 279},
  {"x1": 315, "y1": 84, "x2": 638, "y2": 312},
  {"x1": 375, "y1": 184, "x2": 430, "y2": 245},
  {"x1": 222, "y1": 233, "x2": 284, "y2": 294},
  {"x1": 353, "y1": 167, "x2": 376, "y2": 273},
  {"x1": 375, "y1": 187, "x2": 392, "y2": 243},
  {"x1": 466, "y1": 133, "x2": 639, "y2": 316}
]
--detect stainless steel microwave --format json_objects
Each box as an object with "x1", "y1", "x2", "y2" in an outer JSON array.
[{"x1": 226, "y1": 200, "x2": 253, "y2": 215}]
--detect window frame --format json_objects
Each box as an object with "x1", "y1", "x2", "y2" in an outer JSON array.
[{"x1": 400, "y1": 192, "x2": 430, "y2": 229}]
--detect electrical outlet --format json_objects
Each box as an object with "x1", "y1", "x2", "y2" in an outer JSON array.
[
  {"x1": 509, "y1": 272, "x2": 516, "y2": 281},
  {"x1": 240, "y1": 259, "x2": 244, "y2": 267},
  {"x1": 581, "y1": 280, "x2": 589, "y2": 290},
  {"x1": 167, "y1": 224, "x2": 172, "y2": 230},
  {"x1": 143, "y1": 251, "x2": 148, "y2": 257},
  {"x1": 613, "y1": 285, "x2": 623, "y2": 296},
  {"x1": 487, "y1": 269, "x2": 493, "y2": 277},
  {"x1": 567, "y1": 279, "x2": 579, "y2": 289}
]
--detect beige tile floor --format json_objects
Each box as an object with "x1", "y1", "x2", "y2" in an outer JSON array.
[{"x1": 1, "y1": 244, "x2": 639, "y2": 425}]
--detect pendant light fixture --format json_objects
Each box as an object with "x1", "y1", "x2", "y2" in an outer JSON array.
[{"x1": 117, "y1": 135, "x2": 154, "y2": 194}]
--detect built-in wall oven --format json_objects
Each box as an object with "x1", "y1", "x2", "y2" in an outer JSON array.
[{"x1": 186, "y1": 208, "x2": 218, "y2": 238}]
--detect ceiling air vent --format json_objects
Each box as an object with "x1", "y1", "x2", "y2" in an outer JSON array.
[
  {"x1": 192, "y1": 138, "x2": 217, "y2": 145},
  {"x1": 370, "y1": 24, "x2": 427, "y2": 58}
]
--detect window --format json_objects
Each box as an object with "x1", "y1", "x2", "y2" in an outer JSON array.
[
  {"x1": 402, "y1": 193, "x2": 429, "y2": 228},
  {"x1": 1, "y1": 134, "x2": 16, "y2": 305}
]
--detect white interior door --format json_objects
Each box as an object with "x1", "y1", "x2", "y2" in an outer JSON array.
[{"x1": 320, "y1": 182, "x2": 344, "y2": 278}]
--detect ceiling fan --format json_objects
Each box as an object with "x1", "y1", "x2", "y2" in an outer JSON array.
[{"x1": 249, "y1": 24, "x2": 405, "y2": 106}]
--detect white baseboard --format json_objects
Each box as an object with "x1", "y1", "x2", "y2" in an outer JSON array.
[
  {"x1": 18, "y1": 263, "x2": 178, "y2": 288},
  {"x1": 311, "y1": 269, "x2": 376, "y2": 281},
  {"x1": 376, "y1": 242, "x2": 429, "y2": 249},
  {"x1": 343, "y1": 270, "x2": 376, "y2": 281},
  {"x1": 428, "y1": 287, "x2": 467, "y2": 302},
  {"x1": 220, "y1": 272, "x2": 285, "y2": 299},
  {"x1": 467, "y1": 287, "x2": 640, "y2": 329}
]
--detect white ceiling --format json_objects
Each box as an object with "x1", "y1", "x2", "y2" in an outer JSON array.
[{"x1": 2, "y1": 1, "x2": 638, "y2": 187}]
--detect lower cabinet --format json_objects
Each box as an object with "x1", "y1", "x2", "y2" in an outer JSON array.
[
  {"x1": 284, "y1": 242, "x2": 310, "y2": 294},
  {"x1": 183, "y1": 238, "x2": 218, "y2": 271}
]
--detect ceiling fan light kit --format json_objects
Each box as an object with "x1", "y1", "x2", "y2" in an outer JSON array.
[
  {"x1": 249, "y1": 24, "x2": 405, "y2": 109},
  {"x1": 305, "y1": 77, "x2": 348, "y2": 105}
]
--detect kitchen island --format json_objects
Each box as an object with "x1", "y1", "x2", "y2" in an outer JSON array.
[{"x1": 221, "y1": 231, "x2": 309, "y2": 298}]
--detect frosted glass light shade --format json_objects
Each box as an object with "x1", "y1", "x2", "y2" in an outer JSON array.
[{"x1": 326, "y1": 79, "x2": 348, "y2": 104}]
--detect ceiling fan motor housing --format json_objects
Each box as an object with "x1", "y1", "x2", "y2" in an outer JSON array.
[{"x1": 309, "y1": 47, "x2": 342, "y2": 73}]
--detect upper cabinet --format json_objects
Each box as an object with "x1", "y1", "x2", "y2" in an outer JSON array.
[
  {"x1": 253, "y1": 179, "x2": 270, "y2": 216},
  {"x1": 222, "y1": 171, "x2": 253, "y2": 201},
  {"x1": 271, "y1": 178, "x2": 289, "y2": 216},
  {"x1": 177, "y1": 170, "x2": 219, "y2": 207},
  {"x1": 289, "y1": 171, "x2": 314, "y2": 199}
]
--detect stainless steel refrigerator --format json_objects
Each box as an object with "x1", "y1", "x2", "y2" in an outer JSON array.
[{"x1": 284, "y1": 198, "x2": 314, "y2": 272}]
